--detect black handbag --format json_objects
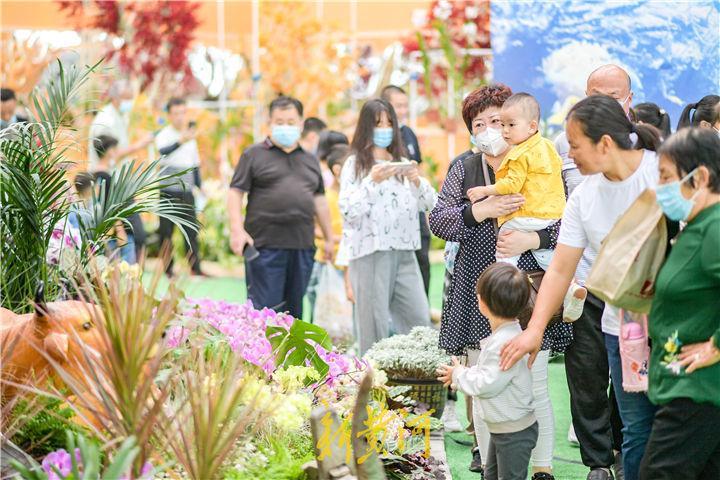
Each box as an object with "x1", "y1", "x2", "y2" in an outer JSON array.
[{"x1": 461, "y1": 153, "x2": 562, "y2": 329}]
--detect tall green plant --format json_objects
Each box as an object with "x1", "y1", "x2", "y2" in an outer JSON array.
[
  {"x1": 43, "y1": 265, "x2": 180, "y2": 477},
  {"x1": 0, "y1": 59, "x2": 199, "y2": 313},
  {"x1": 0, "y1": 60, "x2": 95, "y2": 313},
  {"x1": 163, "y1": 347, "x2": 273, "y2": 480}
]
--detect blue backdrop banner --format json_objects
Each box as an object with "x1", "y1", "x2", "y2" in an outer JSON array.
[{"x1": 491, "y1": 1, "x2": 720, "y2": 134}]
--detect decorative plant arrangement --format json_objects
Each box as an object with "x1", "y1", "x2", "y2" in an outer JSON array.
[
  {"x1": 403, "y1": 0, "x2": 491, "y2": 119},
  {"x1": 365, "y1": 327, "x2": 450, "y2": 381},
  {"x1": 365, "y1": 327, "x2": 451, "y2": 420},
  {"x1": 0, "y1": 57, "x2": 450, "y2": 480},
  {"x1": 0, "y1": 59, "x2": 197, "y2": 314}
]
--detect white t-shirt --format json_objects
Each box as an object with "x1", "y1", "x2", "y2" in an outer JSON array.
[
  {"x1": 558, "y1": 149, "x2": 659, "y2": 335},
  {"x1": 89, "y1": 103, "x2": 129, "y2": 168},
  {"x1": 155, "y1": 126, "x2": 201, "y2": 190}
]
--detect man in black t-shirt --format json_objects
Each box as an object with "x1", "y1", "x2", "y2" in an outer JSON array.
[{"x1": 227, "y1": 96, "x2": 334, "y2": 319}]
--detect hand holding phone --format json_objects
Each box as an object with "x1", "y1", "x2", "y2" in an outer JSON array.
[{"x1": 243, "y1": 244, "x2": 260, "y2": 262}]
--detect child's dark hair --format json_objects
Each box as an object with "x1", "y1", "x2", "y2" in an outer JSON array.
[
  {"x1": 658, "y1": 128, "x2": 720, "y2": 193},
  {"x1": 74, "y1": 172, "x2": 94, "y2": 196},
  {"x1": 567, "y1": 95, "x2": 662, "y2": 152},
  {"x1": 476, "y1": 263, "x2": 531, "y2": 319},
  {"x1": 317, "y1": 130, "x2": 349, "y2": 161},
  {"x1": 634, "y1": 102, "x2": 672, "y2": 138},
  {"x1": 676, "y1": 95, "x2": 720, "y2": 130},
  {"x1": 326, "y1": 144, "x2": 350, "y2": 172},
  {"x1": 93, "y1": 135, "x2": 119, "y2": 159}
]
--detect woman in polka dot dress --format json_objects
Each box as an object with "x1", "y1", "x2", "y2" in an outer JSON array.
[{"x1": 430, "y1": 84, "x2": 572, "y2": 480}]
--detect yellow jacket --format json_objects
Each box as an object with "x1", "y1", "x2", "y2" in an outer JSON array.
[
  {"x1": 495, "y1": 132, "x2": 566, "y2": 225},
  {"x1": 315, "y1": 188, "x2": 343, "y2": 264}
]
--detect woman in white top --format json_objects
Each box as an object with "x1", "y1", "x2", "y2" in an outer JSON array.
[
  {"x1": 339, "y1": 99, "x2": 437, "y2": 354},
  {"x1": 501, "y1": 95, "x2": 664, "y2": 480}
]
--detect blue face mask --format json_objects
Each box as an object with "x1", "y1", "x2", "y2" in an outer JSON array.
[
  {"x1": 655, "y1": 168, "x2": 699, "y2": 221},
  {"x1": 271, "y1": 125, "x2": 301, "y2": 148},
  {"x1": 119, "y1": 99, "x2": 133, "y2": 114},
  {"x1": 373, "y1": 127, "x2": 393, "y2": 148}
]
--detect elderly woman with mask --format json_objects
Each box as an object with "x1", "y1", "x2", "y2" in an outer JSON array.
[{"x1": 430, "y1": 84, "x2": 572, "y2": 480}]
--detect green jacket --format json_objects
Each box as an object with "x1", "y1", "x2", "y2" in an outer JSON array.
[{"x1": 648, "y1": 202, "x2": 720, "y2": 407}]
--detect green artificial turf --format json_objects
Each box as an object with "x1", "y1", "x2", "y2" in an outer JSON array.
[{"x1": 149, "y1": 261, "x2": 586, "y2": 479}]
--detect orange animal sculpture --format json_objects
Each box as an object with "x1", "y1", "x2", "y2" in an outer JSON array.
[{"x1": 0, "y1": 284, "x2": 104, "y2": 401}]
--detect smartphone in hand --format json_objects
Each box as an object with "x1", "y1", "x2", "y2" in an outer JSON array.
[{"x1": 243, "y1": 244, "x2": 260, "y2": 262}]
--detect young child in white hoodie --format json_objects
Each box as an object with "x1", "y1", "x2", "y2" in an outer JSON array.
[{"x1": 437, "y1": 263, "x2": 538, "y2": 480}]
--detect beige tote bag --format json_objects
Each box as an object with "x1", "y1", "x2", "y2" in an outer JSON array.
[{"x1": 586, "y1": 188, "x2": 667, "y2": 313}]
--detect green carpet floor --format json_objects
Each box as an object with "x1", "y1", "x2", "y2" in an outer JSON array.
[{"x1": 152, "y1": 262, "x2": 585, "y2": 479}]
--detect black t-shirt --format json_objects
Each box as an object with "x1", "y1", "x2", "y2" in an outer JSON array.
[
  {"x1": 230, "y1": 138, "x2": 324, "y2": 249},
  {"x1": 94, "y1": 171, "x2": 112, "y2": 200},
  {"x1": 401, "y1": 125, "x2": 422, "y2": 163}
]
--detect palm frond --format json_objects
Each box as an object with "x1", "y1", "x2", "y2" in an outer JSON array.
[{"x1": 76, "y1": 159, "x2": 200, "y2": 254}]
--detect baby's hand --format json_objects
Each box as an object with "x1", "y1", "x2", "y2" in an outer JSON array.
[{"x1": 467, "y1": 186, "x2": 488, "y2": 203}]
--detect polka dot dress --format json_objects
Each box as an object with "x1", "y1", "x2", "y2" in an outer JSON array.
[{"x1": 430, "y1": 154, "x2": 573, "y2": 356}]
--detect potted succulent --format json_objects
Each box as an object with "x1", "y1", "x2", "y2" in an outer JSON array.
[{"x1": 364, "y1": 327, "x2": 450, "y2": 418}]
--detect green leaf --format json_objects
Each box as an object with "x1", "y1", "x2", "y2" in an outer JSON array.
[
  {"x1": 266, "y1": 319, "x2": 331, "y2": 377},
  {"x1": 8, "y1": 460, "x2": 45, "y2": 480},
  {"x1": 102, "y1": 437, "x2": 140, "y2": 480}
]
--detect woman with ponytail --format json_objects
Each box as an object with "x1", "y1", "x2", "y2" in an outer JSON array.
[
  {"x1": 676, "y1": 94, "x2": 720, "y2": 131},
  {"x1": 501, "y1": 95, "x2": 663, "y2": 480},
  {"x1": 635, "y1": 102, "x2": 672, "y2": 138}
]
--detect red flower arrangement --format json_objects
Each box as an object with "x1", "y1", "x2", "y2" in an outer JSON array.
[
  {"x1": 57, "y1": 0, "x2": 200, "y2": 91},
  {"x1": 403, "y1": 0, "x2": 491, "y2": 100}
]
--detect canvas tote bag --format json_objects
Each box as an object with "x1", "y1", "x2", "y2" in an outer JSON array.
[{"x1": 586, "y1": 188, "x2": 667, "y2": 314}]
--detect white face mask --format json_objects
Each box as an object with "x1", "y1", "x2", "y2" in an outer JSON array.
[
  {"x1": 617, "y1": 93, "x2": 631, "y2": 109},
  {"x1": 474, "y1": 127, "x2": 509, "y2": 157}
]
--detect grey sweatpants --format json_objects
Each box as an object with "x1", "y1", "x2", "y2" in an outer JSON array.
[
  {"x1": 349, "y1": 250, "x2": 430, "y2": 355},
  {"x1": 485, "y1": 422, "x2": 539, "y2": 480}
]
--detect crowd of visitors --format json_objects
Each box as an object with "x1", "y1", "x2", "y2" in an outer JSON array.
[{"x1": 3, "y1": 57, "x2": 718, "y2": 480}]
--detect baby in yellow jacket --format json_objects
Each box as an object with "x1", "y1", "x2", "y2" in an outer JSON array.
[{"x1": 468, "y1": 92, "x2": 565, "y2": 270}]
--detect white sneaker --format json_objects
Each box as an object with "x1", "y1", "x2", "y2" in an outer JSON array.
[
  {"x1": 563, "y1": 283, "x2": 587, "y2": 322},
  {"x1": 568, "y1": 423, "x2": 579, "y2": 446},
  {"x1": 441, "y1": 400, "x2": 463, "y2": 432}
]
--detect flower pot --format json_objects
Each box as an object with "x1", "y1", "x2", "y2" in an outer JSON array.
[{"x1": 387, "y1": 377, "x2": 447, "y2": 419}]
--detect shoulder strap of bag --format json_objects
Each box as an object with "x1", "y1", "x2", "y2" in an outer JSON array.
[
  {"x1": 461, "y1": 153, "x2": 483, "y2": 194},
  {"x1": 480, "y1": 155, "x2": 500, "y2": 236}
]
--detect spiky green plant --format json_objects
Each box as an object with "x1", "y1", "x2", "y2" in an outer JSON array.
[
  {"x1": 41, "y1": 263, "x2": 180, "y2": 477},
  {"x1": 162, "y1": 346, "x2": 273, "y2": 480},
  {"x1": 0, "y1": 59, "x2": 198, "y2": 313}
]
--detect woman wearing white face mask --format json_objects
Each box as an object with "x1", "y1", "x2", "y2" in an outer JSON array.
[
  {"x1": 338, "y1": 99, "x2": 437, "y2": 355},
  {"x1": 639, "y1": 128, "x2": 720, "y2": 480},
  {"x1": 429, "y1": 84, "x2": 572, "y2": 480}
]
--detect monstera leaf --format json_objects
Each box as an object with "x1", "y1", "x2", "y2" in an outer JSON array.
[{"x1": 266, "y1": 319, "x2": 332, "y2": 378}]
